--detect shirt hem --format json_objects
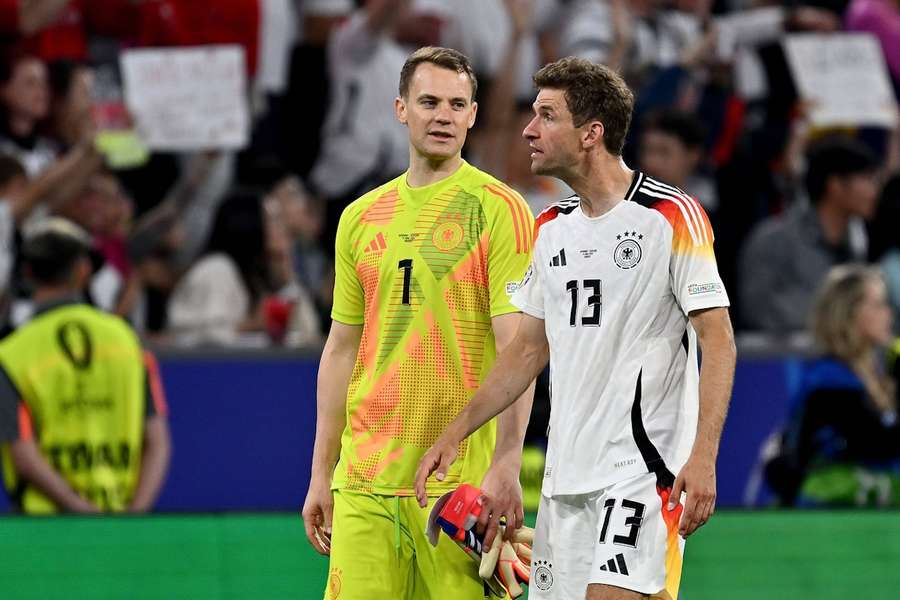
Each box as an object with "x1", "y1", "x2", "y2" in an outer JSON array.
[
  {"x1": 681, "y1": 297, "x2": 730, "y2": 315},
  {"x1": 510, "y1": 298, "x2": 544, "y2": 319},
  {"x1": 542, "y1": 465, "x2": 650, "y2": 497},
  {"x1": 330, "y1": 312, "x2": 364, "y2": 326}
]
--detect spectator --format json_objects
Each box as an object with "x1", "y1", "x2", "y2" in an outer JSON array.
[
  {"x1": 0, "y1": 217, "x2": 170, "y2": 513},
  {"x1": 765, "y1": 265, "x2": 900, "y2": 506},
  {"x1": 846, "y1": 0, "x2": 900, "y2": 92},
  {"x1": 46, "y1": 59, "x2": 93, "y2": 149},
  {"x1": 0, "y1": 52, "x2": 54, "y2": 176},
  {"x1": 0, "y1": 153, "x2": 25, "y2": 297},
  {"x1": 473, "y1": 0, "x2": 574, "y2": 216},
  {"x1": 870, "y1": 174, "x2": 900, "y2": 321},
  {"x1": 0, "y1": 0, "x2": 139, "y2": 63},
  {"x1": 309, "y1": 0, "x2": 412, "y2": 239},
  {"x1": 557, "y1": 0, "x2": 704, "y2": 88},
  {"x1": 54, "y1": 170, "x2": 139, "y2": 318},
  {"x1": 637, "y1": 109, "x2": 717, "y2": 213},
  {"x1": 738, "y1": 135, "x2": 879, "y2": 332},
  {"x1": 264, "y1": 175, "x2": 328, "y2": 326},
  {"x1": 166, "y1": 191, "x2": 320, "y2": 347}
]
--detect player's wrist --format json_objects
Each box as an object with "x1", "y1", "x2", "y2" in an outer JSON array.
[
  {"x1": 688, "y1": 444, "x2": 719, "y2": 465},
  {"x1": 309, "y1": 465, "x2": 335, "y2": 484}
]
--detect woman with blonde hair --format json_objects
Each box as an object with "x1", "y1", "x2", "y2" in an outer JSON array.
[{"x1": 766, "y1": 265, "x2": 900, "y2": 506}]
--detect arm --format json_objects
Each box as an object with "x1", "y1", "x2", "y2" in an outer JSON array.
[
  {"x1": 128, "y1": 415, "x2": 171, "y2": 512},
  {"x1": 17, "y1": 0, "x2": 70, "y2": 35},
  {"x1": 8, "y1": 142, "x2": 102, "y2": 223},
  {"x1": 479, "y1": 0, "x2": 532, "y2": 176},
  {"x1": 10, "y1": 439, "x2": 99, "y2": 513},
  {"x1": 670, "y1": 306, "x2": 736, "y2": 537},
  {"x1": 301, "y1": 321, "x2": 361, "y2": 555},
  {"x1": 332, "y1": 0, "x2": 407, "y2": 64},
  {"x1": 476, "y1": 312, "x2": 537, "y2": 545},
  {"x1": 415, "y1": 313, "x2": 548, "y2": 505},
  {"x1": 127, "y1": 152, "x2": 220, "y2": 264}
]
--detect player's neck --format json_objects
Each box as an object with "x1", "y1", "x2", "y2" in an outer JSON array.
[
  {"x1": 565, "y1": 155, "x2": 633, "y2": 218},
  {"x1": 406, "y1": 153, "x2": 464, "y2": 188},
  {"x1": 33, "y1": 286, "x2": 80, "y2": 306}
]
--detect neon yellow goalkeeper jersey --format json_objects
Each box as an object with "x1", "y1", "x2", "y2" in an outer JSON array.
[{"x1": 331, "y1": 161, "x2": 534, "y2": 496}]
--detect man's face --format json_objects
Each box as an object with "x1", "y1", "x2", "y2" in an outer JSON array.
[
  {"x1": 639, "y1": 130, "x2": 699, "y2": 188},
  {"x1": 522, "y1": 88, "x2": 585, "y2": 177},
  {"x1": 835, "y1": 171, "x2": 879, "y2": 220},
  {"x1": 396, "y1": 63, "x2": 477, "y2": 161}
]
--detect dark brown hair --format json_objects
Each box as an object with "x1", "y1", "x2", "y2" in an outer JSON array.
[
  {"x1": 533, "y1": 57, "x2": 634, "y2": 156},
  {"x1": 398, "y1": 46, "x2": 478, "y2": 102}
]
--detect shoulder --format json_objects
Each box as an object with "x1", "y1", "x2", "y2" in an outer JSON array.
[
  {"x1": 534, "y1": 195, "x2": 579, "y2": 237},
  {"x1": 467, "y1": 166, "x2": 529, "y2": 208},
  {"x1": 480, "y1": 178, "x2": 532, "y2": 219},
  {"x1": 744, "y1": 211, "x2": 796, "y2": 251},
  {"x1": 630, "y1": 173, "x2": 712, "y2": 246},
  {"x1": 342, "y1": 176, "x2": 404, "y2": 224},
  {"x1": 192, "y1": 253, "x2": 240, "y2": 279},
  {"x1": 801, "y1": 358, "x2": 864, "y2": 394}
]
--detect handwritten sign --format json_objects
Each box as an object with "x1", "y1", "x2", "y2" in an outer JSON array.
[
  {"x1": 783, "y1": 33, "x2": 897, "y2": 129},
  {"x1": 121, "y1": 45, "x2": 249, "y2": 150}
]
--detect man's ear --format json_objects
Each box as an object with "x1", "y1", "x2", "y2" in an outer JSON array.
[
  {"x1": 395, "y1": 96, "x2": 408, "y2": 125},
  {"x1": 467, "y1": 101, "x2": 478, "y2": 129},
  {"x1": 582, "y1": 120, "x2": 605, "y2": 150}
]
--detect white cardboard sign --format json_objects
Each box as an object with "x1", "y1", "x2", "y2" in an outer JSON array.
[
  {"x1": 783, "y1": 33, "x2": 897, "y2": 129},
  {"x1": 121, "y1": 45, "x2": 249, "y2": 150}
]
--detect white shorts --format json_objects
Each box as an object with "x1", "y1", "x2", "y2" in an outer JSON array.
[{"x1": 529, "y1": 472, "x2": 685, "y2": 600}]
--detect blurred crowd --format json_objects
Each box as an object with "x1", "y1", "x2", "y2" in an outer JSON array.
[{"x1": 0, "y1": 0, "x2": 897, "y2": 352}]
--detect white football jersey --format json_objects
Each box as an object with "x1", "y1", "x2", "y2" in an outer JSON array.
[{"x1": 512, "y1": 171, "x2": 729, "y2": 497}]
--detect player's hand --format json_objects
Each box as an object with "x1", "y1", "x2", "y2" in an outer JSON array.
[
  {"x1": 415, "y1": 434, "x2": 460, "y2": 507},
  {"x1": 301, "y1": 478, "x2": 334, "y2": 555},
  {"x1": 478, "y1": 462, "x2": 525, "y2": 549},
  {"x1": 670, "y1": 453, "x2": 716, "y2": 538}
]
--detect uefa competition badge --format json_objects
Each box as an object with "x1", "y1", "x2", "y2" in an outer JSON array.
[{"x1": 613, "y1": 230, "x2": 643, "y2": 269}]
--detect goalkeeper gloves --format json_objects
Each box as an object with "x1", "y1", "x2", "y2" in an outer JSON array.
[{"x1": 425, "y1": 484, "x2": 533, "y2": 598}]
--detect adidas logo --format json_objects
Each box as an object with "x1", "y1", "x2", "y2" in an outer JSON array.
[
  {"x1": 549, "y1": 248, "x2": 567, "y2": 267},
  {"x1": 598, "y1": 553, "x2": 629, "y2": 576},
  {"x1": 363, "y1": 232, "x2": 387, "y2": 253}
]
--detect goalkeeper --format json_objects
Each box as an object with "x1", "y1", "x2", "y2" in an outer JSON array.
[{"x1": 300, "y1": 25, "x2": 536, "y2": 600}]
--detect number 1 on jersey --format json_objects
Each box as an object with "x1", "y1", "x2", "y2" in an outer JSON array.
[{"x1": 398, "y1": 259, "x2": 413, "y2": 305}]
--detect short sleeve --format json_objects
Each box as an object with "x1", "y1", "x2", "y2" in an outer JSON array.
[
  {"x1": 484, "y1": 184, "x2": 535, "y2": 317},
  {"x1": 143, "y1": 351, "x2": 168, "y2": 419},
  {"x1": 667, "y1": 199, "x2": 730, "y2": 314},
  {"x1": 511, "y1": 260, "x2": 544, "y2": 319},
  {"x1": 330, "y1": 205, "x2": 365, "y2": 325},
  {"x1": 0, "y1": 365, "x2": 25, "y2": 443}
]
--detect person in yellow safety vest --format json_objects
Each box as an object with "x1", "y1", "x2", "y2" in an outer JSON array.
[{"x1": 0, "y1": 218, "x2": 171, "y2": 513}]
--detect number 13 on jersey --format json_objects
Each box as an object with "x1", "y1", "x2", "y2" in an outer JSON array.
[{"x1": 566, "y1": 279, "x2": 602, "y2": 327}]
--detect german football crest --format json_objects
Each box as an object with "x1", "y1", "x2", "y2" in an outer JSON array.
[
  {"x1": 533, "y1": 559, "x2": 554, "y2": 591},
  {"x1": 614, "y1": 230, "x2": 643, "y2": 269},
  {"x1": 433, "y1": 221, "x2": 464, "y2": 251}
]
